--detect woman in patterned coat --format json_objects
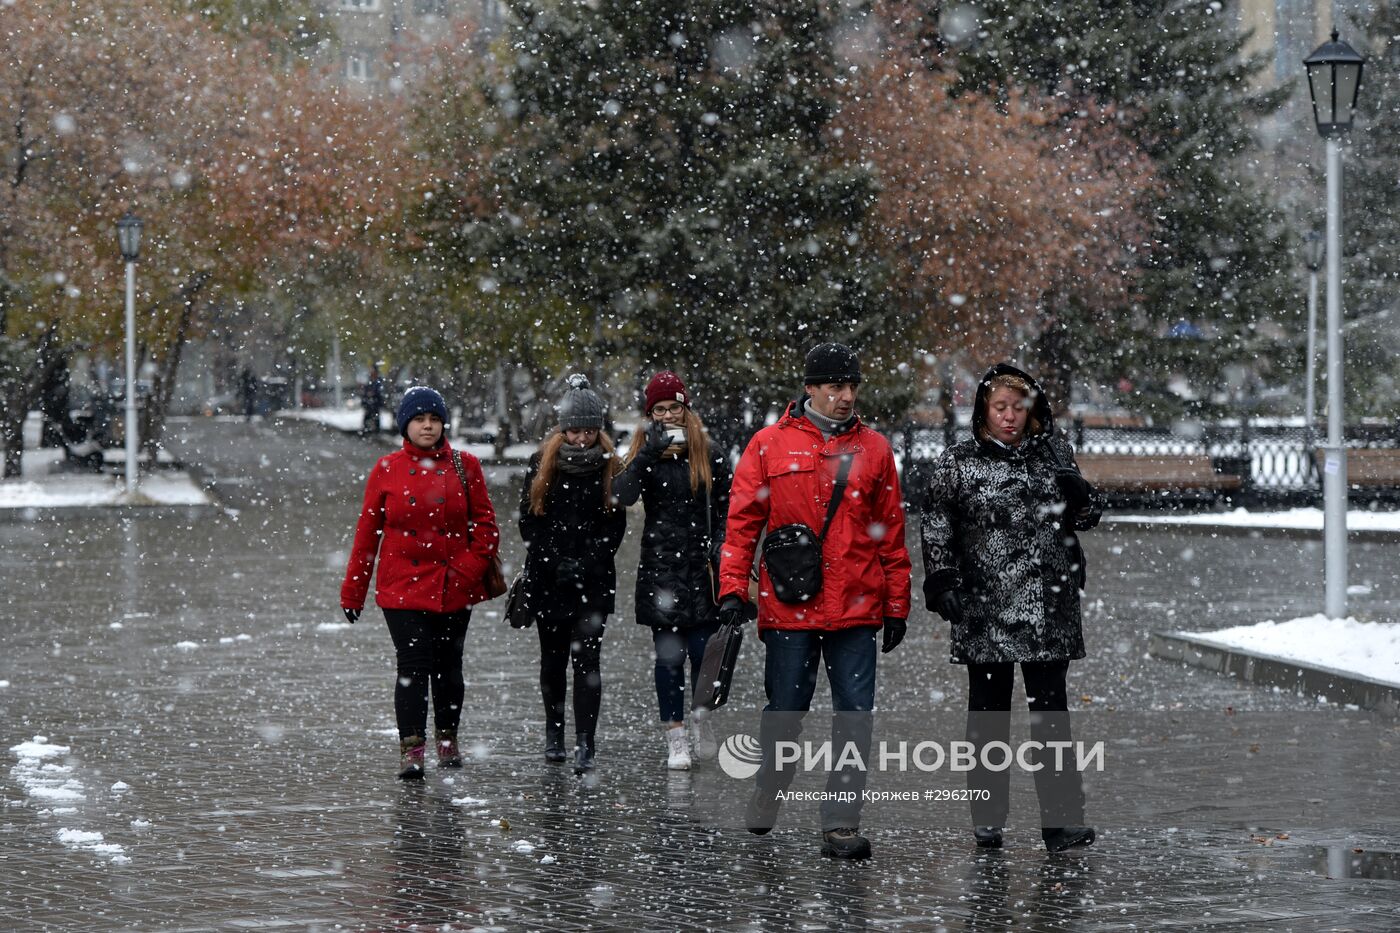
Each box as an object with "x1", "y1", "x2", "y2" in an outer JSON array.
[{"x1": 919, "y1": 363, "x2": 1101, "y2": 853}]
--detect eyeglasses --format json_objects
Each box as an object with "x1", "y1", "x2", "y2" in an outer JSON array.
[{"x1": 650, "y1": 402, "x2": 685, "y2": 417}]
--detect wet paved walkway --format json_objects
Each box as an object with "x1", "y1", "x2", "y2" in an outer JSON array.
[{"x1": 2, "y1": 417, "x2": 1398, "y2": 930}]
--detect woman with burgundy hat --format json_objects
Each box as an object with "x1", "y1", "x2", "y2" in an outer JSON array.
[
  {"x1": 515, "y1": 375, "x2": 627, "y2": 775},
  {"x1": 614, "y1": 371, "x2": 733, "y2": 770},
  {"x1": 340, "y1": 386, "x2": 501, "y2": 781}
]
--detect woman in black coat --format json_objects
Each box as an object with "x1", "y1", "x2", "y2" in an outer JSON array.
[
  {"x1": 612, "y1": 371, "x2": 732, "y2": 771},
  {"x1": 920, "y1": 363, "x2": 1102, "y2": 853},
  {"x1": 516, "y1": 375, "x2": 626, "y2": 774}
]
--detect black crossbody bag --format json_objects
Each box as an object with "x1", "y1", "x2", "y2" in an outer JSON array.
[{"x1": 761, "y1": 453, "x2": 854, "y2": 604}]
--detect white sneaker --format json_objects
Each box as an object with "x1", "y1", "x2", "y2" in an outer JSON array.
[
  {"x1": 666, "y1": 726, "x2": 691, "y2": 770},
  {"x1": 689, "y1": 714, "x2": 719, "y2": 760}
]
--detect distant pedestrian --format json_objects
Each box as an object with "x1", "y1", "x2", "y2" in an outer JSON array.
[
  {"x1": 340, "y1": 385, "x2": 501, "y2": 781},
  {"x1": 919, "y1": 363, "x2": 1102, "y2": 853},
  {"x1": 239, "y1": 367, "x2": 258, "y2": 421},
  {"x1": 612, "y1": 371, "x2": 732, "y2": 771},
  {"x1": 514, "y1": 374, "x2": 626, "y2": 775},
  {"x1": 718, "y1": 343, "x2": 912, "y2": 860},
  {"x1": 361, "y1": 365, "x2": 385, "y2": 436}
]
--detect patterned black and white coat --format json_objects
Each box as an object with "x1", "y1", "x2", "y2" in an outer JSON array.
[{"x1": 919, "y1": 364, "x2": 1103, "y2": 664}]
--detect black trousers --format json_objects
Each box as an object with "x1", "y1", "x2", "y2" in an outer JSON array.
[
  {"x1": 965, "y1": 661, "x2": 1085, "y2": 829},
  {"x1": 383, "y1": 609, "x2": 470, "y2": 742},
  {"x1": 537, "y1": 613, "x2": 606, "y2": 739}
]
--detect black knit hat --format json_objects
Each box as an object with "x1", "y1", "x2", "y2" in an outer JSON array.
[
  {"x1": 556, "y1": 373, "x2": 606, "y2": 431},
  {"x1": 804, "y1": 343, "x2": 861, "y2": 385},
  {"x1": 397, "y1": 386, "x2": 449, "y2": 437}
]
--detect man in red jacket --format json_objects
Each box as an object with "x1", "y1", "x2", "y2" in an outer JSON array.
[{"x1": 718, "y1": 343, "x2": 912, "y2": 860}]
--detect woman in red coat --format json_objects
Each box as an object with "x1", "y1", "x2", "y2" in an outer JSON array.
[{"x1": 341, "y1": 386, "x2": 500, "y2": 780}]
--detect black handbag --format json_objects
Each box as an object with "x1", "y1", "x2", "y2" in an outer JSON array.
[
  {"x1": 503, "y1": 568, "x2": 531, "y2": 629},
  {"x1": 692, "y1": 621, "x2": 744, "y2": 711},
  {"x1": 762, "y1": 453, "x2": 853, "y2": 604}
]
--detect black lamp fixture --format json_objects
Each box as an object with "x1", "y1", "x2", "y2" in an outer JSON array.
[
  {"x1": 1303, "y1": 30, "x2": 1365, "y2": 138},
  {"x1": 1303, "y1": 229, "x2": 1324, "y2": 272},
  {"x1": 116, "y1": 212, "x2": 143, "y2": 263}
]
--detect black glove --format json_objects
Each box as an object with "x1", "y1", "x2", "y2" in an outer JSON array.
[
  {"x1": 640, "y1": 419, "x2": 672, "y2": 458},
  {"x1": 881, "y1": 617, "x2": 906, "y2": 654},
  {"x1": 1055, "y1": 469, "x2": 1092, "y2": 508},
  {"x1": 556, "y1": 558, "x2": 586, "y2": 590},
  {"x1": 342, "y1": 608, "x2": 360, "y2": 624},
  {"x1": 717, "y1": 594, "x2": 752, "y2": 627},
  {"x1": 931, "y1": 590, "x2": 963, "y2": 625}
]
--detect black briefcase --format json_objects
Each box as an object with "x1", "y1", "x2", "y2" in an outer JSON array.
[{"x1": 692, "y1": 622, "x2": 744, "y2": 712}]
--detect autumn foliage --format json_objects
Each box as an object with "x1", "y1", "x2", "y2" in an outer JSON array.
[
  {"x1": 0, "y1": 0, "x2": 409, "y2": 473},
  {"x1": 835, "y1": 40, "x2": 1156, "y2": 365}
]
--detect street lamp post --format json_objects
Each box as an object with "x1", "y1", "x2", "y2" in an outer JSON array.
[
  {"x1": 117, "y1": 213, "x2": 142, "y2": 496},
  {"x1": 1303, "y1": 30, "x2": 1364, "y2": 619},
  {"x1": 1302, "y1": 230, "x2": 1323, "y2": 434}
]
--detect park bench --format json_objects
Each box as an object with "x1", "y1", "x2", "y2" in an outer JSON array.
[
  {"x1": 1313, "y1": 448, "x2": 1400, "y2": 495},
  {"x1": 1076, "y1": 453, "x2": 1243, "y2": 501}
]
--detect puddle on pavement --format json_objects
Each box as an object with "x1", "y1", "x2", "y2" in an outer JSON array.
[{"x1": 1311, "y1": 846, "x2": 1400, "y2": 881}]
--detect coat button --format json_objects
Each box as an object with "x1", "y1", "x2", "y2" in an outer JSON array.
[
  {"x1": 409, "y1": 530, "x2": 417, "y2": 537},
  {"x1": 411, "y1": 560, "x2": 419, "y2": 567},
  {"x1": 409, "y1": 497, "x2": 416, "y2": 505},
  {"x1": 409, "y1": 469, "x2": 416, "y2": 475},
  {"x1": 437, "y1": 497, "x2": 445, "y2": 504}
]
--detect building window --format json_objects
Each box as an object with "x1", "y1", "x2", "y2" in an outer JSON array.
[
  {"x1": 414, "y1": 0, "x2": 448, "y2": 13},
  {"x1": 339, "y1": 0, "x2": 380, "y2": 11},
  {"x1": 345, "y1": 53, "x2": 373, "y2": 82}
]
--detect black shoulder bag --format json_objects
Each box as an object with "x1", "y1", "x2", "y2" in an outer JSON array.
[{"x1": 761, "y1": 453, "x2": 854, "y2": 604}]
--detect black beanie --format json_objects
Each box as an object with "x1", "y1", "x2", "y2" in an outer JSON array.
[{"x1": 804, "y1": 343, "x2": 861, "y2": 385}]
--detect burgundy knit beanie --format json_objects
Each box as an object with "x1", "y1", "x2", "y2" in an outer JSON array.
[{"x1": 644, "y1": 371, "x2": 690, "y2": 412}]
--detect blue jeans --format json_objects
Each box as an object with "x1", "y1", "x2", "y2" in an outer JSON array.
[
  {"x1": 653, "y1": 623, "x2": 719, "y2": 723},
  {"x1": 755, "y1": 626, "x2": 878, "y2": 831}
]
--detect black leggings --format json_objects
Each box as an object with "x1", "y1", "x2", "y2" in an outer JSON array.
[
  {"x1": 384, "y1": 609, "x2": 470, "y2": 742},
  {"x1": 537, "y1": 613, "x2": 606, "y2": 738},
  {"x1": 965, "y1": 661, "x2": 1084, "y2": 829}
]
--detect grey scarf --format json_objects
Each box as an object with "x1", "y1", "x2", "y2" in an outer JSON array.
[{"x1": 557, "y1": 442, "x2": 609, "y2": 475}]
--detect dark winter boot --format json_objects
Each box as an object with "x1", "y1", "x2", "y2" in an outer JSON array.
[
  {"x1": 745, "y1": 787, "x2": 783, "y2": 835},
  {"x1": 1042, "y1": 826, "x2": 1096, "y2": 853},
  {"x1": 821, "y1": 827, "x2": 872, "y2": 860},
  {"x1": 974, "y1": 826, "x2": 1004, "y2": 848},
  {"x1": 397, "y1": 737, "x2": 426, "y2": 781},
  {"x1": 544, "y1": 723, "x2": 567, "y2": 763},
  {"x1": 573, "y1": 733, "x2": 596, "y2": 775},
  {"x1": 435, "y1": 729, "x2": 463, "y2": 769}
]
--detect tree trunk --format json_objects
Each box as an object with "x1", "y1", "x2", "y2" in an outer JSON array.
[
  {"x1": 1035, "y1": 299, "x2": 1074, "y2": 432},
  {"x1": 0, "y1": 329, "x2": 61, "y2": 477},
  {"x1": 143, "y1": 272, "x2": 210, "y2": 460}
]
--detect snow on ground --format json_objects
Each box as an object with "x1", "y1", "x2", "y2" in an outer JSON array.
[
  {"x1": 0, "y1": 470, "x2": 210, "y2": 509},
  {"x1": 1108, "y1": 507, "x2": 1400, "y2": 533},
  {"x1": 280, "y1": 406, "x2": 537, "y2": 461},
  {"x1": 9, "y1": 737, "x2": 130, "y2": 864},
  {"x1": 1177, "y1": 615, "x2": 1400, "y2": 686}
]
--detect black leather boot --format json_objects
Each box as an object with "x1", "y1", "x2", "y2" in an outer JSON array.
[
  {"x1": 974, "y1": 826, "x2": 1004, "y2": 848},
  {"x1": 821, "y1": 828, "x2": 872, "y2": 860},
  {"x1": 544, "y1": 722, "x2": 567, "y2": 763},
  {"x1": 1043, "y1": 826, "x2": 1096, "y2": 853},
  {"x1": 573, "y1": 733, "x2": 596, "y2": 775}
]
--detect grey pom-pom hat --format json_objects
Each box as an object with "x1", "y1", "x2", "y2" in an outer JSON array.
[{"x1": 556, "y1": 373, "x2": 606, "y2": 431}]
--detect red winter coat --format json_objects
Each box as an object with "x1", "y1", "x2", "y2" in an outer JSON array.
[
  {"x1": 719, "y1": 401, "x2": 912, "y2": 632},
  {"x1": 341, "y1": 440, "x2": 500, "y2": 614}
]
